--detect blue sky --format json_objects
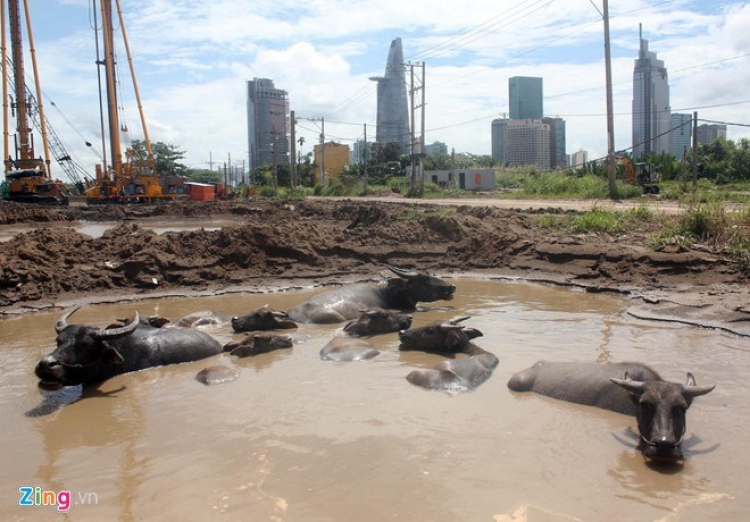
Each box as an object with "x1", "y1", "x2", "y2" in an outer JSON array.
[{"x1": 16, "y1": 0, "x2": 750, "y2": 180}]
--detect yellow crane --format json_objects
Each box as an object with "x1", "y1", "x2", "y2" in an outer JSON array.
[
  {"x1": 2, "y1": 0, "x2": 69, "y2": 204},
  {"x1": 85, "y1": 0, "x2": 171, "y2": 204}
]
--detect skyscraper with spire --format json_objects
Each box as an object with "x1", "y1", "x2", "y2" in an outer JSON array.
[
  {"x1": 370, "y1": 38, "x2": 410, "y2": 154},
  {"x1": 632, "y1": 26, "x2": 671, "y2": 159}
]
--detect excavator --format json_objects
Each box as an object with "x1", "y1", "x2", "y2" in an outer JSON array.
[
  {"x1": 85, "y1": 0, "x2": 172, "y2": 204},
  {"x1": 616, "y1": 155, "x2": 660, "y2": 195},
  {"x1": 2, "y1": 0, "x2": 69, "y2": 204}
]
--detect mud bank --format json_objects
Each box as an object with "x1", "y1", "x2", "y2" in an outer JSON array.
[{"x1": 0, "y1": 199, "x2": 747, "y2": 336}]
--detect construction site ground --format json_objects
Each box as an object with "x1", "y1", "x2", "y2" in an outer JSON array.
[{"x1": 0, "y1": 197, "x2": 747, "y2": 337}]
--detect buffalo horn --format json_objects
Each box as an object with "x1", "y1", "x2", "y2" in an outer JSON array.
[
  {"x1": 450, "y1": 316, "x2": 471, "y2": 324},
  {"x1": 683, "y1": 372, "x2": 716, "y2": 398},
  {"x1": 271, "y1": 311, "x2": 289, "y2": 318},
  {"x1": 439, "y1": 324, "x2": 464, "y2": 331},
  {"x1": 383, "y1": 264, "x2": 418, "y2": 279},
  {"x1": 609, "y1": 374, "x2": 647, "y2": 394},
  {"x1": 99, "y1": 312, "x2": 140, "y2": 339},
  {"x1": 55, "y1": 306, "x2": 81, "y2": 333}
]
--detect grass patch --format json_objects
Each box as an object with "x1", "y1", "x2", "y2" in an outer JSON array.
[{"x1": 571, "y1": 205, "x2": 658, "y2": 234}]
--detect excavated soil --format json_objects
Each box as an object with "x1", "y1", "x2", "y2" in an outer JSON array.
[{"x1": 0, "y1": 198, "x2": 748, "y2": 336}]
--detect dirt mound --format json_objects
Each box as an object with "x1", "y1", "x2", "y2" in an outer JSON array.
[{"x1": 1, "y1": 199, "x2": 747, "y2": 333}]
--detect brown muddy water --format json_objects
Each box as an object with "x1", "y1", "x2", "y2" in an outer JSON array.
[
  {"x1": 0, "y1": 218, "x2": 235, "y2": 242},
  {"x1": 0, "y1": 278, "x2": 747, "y2": 521}
]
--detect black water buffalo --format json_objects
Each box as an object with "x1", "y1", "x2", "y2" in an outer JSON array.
[
  {"x1": 398, "y1": 316, "x2": 483, "y2": 354},
  {"x1": 320, "y1": 338, "x2": 380, "y2": 362},
  {"x1": 223, "y1": 333, "x2": 294, "y2": 357},
  {"x1": 507, "y1": 361, "x2": 716, "y2": 462},
  {"x1": 231, "y1": 306, "x2": 298, "y2": 333},
  {"x1": 287, "y1": 264, "x2": 455, "y2": 324},
  {"x1": 407, "y1": 352, "x2": 499, "y2": 391},
  {"x1": 35, "y1": 307, "x2": 223, "y2": 389},
  {"x1": 343, "y1": 308, "x2": 412, "y2": 337}
]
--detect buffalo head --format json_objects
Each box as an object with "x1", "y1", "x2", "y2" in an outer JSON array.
[
  {"x1": 35, "y1": 307, "x2": 139, "y2": 390},
  {"x1": 343, "y1": 308, "x2": 413, "y2": 337},
  {"x1": 384, "y1": 264, "x2": 455, "y2": 304},
  {"x1": 610, "y1": 372, "x2": 715, "y2": 463},
  {"x1": 231, "y1": 306, "x2": 298, "y2": 333},
  {"x1": 399, "y1": 316, "x2": 483, "y2": 354}
]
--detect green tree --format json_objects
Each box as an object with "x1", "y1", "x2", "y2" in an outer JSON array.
[
  {"x1": 128, "y1": 140, "x2": 187, "y2": 176},
  {"x1": 185, "y1": 168, "x2": 221, "y2": 184}
]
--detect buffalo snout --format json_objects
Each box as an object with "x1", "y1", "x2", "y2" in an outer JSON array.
[{"x1": 35, "y1": 356, "x2": 65, "y2": 389}]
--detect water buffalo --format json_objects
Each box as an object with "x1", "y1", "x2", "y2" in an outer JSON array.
[
  {"x1": 507, "y1": 361, "x2": 716, "y2": 462},
  {"x1": 195, "y1": 364, "x2": 240, "y2": 385},
  {"x1": 231, "y1": 306, "x2": 298, "y2": 333},
  {"x1": 407, "y1": 352, "x2": 499, "y2": 391},
  {"x1": 287, "y1": 264, "x2": 455, "y2": 324},
  {"x1": 398, "y1": 316, "x2": 483, "y2": 354},
  {"x1": 320, "y1": 338, "x2": 380, "y2": 362},
  {"x1": 223, "y1": 333, "x2": 294, "y2": 357},
  {"x1": 170, "y1": 310, "x2": 231, "y2": 328},
  {"x1": 342, "y1": 308, "x2": 413, "y2": 337},
  {"x1": 35, "y1": 307, "x2": 223, "y2": 390}
]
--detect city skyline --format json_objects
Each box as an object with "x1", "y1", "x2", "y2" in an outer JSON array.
[{"x1": 20, "y1": 2, "x2": 750, "y2": 181}]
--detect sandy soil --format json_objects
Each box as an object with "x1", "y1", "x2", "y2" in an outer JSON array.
[{"x1": 0, "y1": 198, "x2": 748, "y2": 337}]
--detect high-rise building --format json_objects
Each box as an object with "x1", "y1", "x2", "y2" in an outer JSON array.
[
  {"x1": 632, "y1": 27, "x2": 670, "y2": 159},
  {"x1": 509, "y1": 77, "x2": 543, "y2": 120},
  {"x1": 571, "y1": 150, "x2": 589, "y2": 168},
  {"x1": 697, "y1": 124, "x2": 727, "y2": 144},
  {"x1": 247, "y1": 78, "x2": 290, "y2": 173},
  {"x1": 424, "y1": 141, "x2": 448, "y2": 157},
  {"x1": 505, "y1": 119, "x2": 550, "y2": 169},
  {"x1": 542, "y1": 117, "x2": 567, "y2": 169},
  {"x1": 491, "y1": 118, "x2": 509, "y2": 165},
  {"x1": 370, "y1": 38, "x2": 410, "y2": 154},
  {"x1": 669, "y1": 113, "x2": 693, "y2": 159}
]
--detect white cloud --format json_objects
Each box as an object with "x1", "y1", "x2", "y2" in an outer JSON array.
[{"x1": 20, "y1": 1, "x2": 750, "y2": 181}]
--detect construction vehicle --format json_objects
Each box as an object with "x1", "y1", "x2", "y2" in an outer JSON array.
[
  {"x1": 2, "y1": 1, "x2": 69, "y2": 204},
  {"x1": 84, "y1": 0, "x2": 174, "y2": 204},
  {"x1": 616, "y1": 155, "x2": 660, "y2": 195}
]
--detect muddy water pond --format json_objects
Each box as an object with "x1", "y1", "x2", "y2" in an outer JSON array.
[
  {"x1": 0, "y1": 218, "x2": 235, "y2": 242},
  {"x1": 0, "y1": 278, "x2": 747, "y2": 521}
]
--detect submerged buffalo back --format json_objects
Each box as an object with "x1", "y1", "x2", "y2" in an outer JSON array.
[{"x1": 507, "y1": 361, "x2": 661, "y2": 415}]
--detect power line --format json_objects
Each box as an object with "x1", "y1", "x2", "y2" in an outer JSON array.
[{"x1": 699, "y1": 118, "x2": 750, "y2": 128}]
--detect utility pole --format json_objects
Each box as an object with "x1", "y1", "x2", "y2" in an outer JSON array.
[
  {"x1": 602, "y1": 0, "x2": 618, "y2": 198},
  {"x1": 272, "y1": 125, "x2": 278, "y2": 189},
  {"x1": 419, "y1": 61, "x2": 426, "y2": 196},
  {"x1": 319, "y1": 117, "x2": 325, "y2": 185},
  {"x1": 290, "y1": 110, "x2": 296, "y2": 188},
  {"x1": 406, "y1": 62, "x2": 426, "y2": 196},
  {"x1": 409, "y1": 63, "x2": 416, "y2": 194},
  {"x1": 692, "y1": 111, "x2": 698, "y2": 187},
  {"x1": 363, "y1": 123, "x2": 368, "y2": 195}
]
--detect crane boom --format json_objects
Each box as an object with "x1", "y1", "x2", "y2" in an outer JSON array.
[{"x1": 2, "y1": 0, "x2": 68, "y2": 204}]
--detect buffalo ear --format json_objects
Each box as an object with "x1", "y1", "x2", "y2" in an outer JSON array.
[
  {"x1": 104, "y1": 347, "x2": 125, "y2": 364},
  {"x1": 445, "y1": 329, "x2": 468, "y2": 351},
  {"x1": 683, "y1": 372, "x2": 716, "y2": 399}
]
